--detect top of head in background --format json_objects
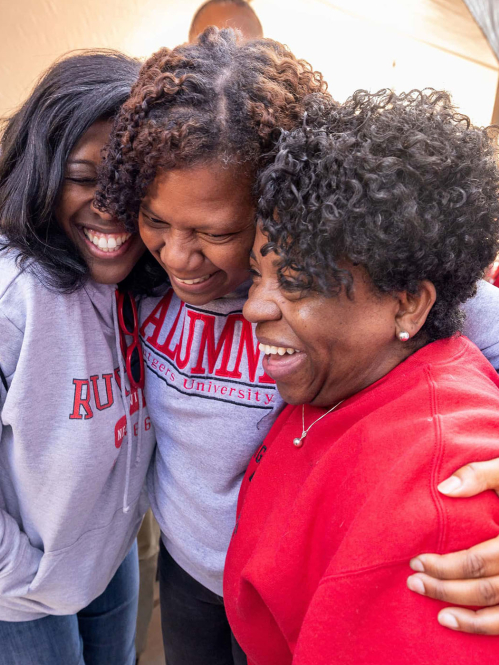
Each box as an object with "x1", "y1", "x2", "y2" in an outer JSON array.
[{"x1": 189, "y1": 0, "x2": 263, "y2": 42}]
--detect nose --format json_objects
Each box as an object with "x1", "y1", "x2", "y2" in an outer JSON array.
[
  {"x1": 159, "y1": 230, "x2": 205, "y2": 275},
  {"x1": 90, "y1": 198, "x2": 114, "y2": 222},
  {"x1": 243, "y1": 281, "x2": 282, "y2": 324}
]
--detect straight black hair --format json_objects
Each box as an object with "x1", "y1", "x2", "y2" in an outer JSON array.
[{"x1": 0, "y1": 49, "x2": 142, "y2": 292}]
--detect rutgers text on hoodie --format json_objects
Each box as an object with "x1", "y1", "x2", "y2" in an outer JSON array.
[{"x1": 0, "y1": 249, "x2": 155, "y2": 621}]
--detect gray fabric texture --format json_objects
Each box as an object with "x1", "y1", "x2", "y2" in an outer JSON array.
[
  {"x1": 464, "y1": 0, "x2": 499, "y2": 60},
  {"x1": 462, "y1": 279, "x2": 499, "y2": 368},
  {"x1": 141, "y1": 285, "x2": 284, "y2": 596},
  {"x1": 0, "y1": 248, "x2": 155, "y2": 620}
]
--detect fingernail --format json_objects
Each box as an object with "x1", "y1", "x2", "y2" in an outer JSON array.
[
  {"x1": 407, "y1": 576, "x2": 426, "y2": 594},
  {"x1": 438, "y1": 612, "x2": 459, "y2": 629},
  {"x1": 438, "y1": 476, "x2": 462, "y2": 495},
  {"x1": 409, "y1": 558, "x2": 425, "y2": 572}
]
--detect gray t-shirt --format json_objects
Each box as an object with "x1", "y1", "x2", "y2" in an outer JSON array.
[{"x1": 140, "y1": 284, "x2": 284, "y2": 595}]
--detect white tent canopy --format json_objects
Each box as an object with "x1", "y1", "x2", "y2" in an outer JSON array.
[{"x1": 465, "y1": 0, "x2": 499, "y2": 60}]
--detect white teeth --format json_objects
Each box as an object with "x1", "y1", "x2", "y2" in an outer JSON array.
[
  {"x1": 177, "y1": 274, "x2": 212, "y2": 285},
  {"x1": 258, "y1": 343, "x2": 301, "y2": 356},
  {"x1": 83, "y1": 228, "x2": 131, "y2": 252}
]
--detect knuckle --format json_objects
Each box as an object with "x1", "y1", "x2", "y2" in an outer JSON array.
[
  {"x1": 432, "y1": 582, "x2": 447, "y2": 602},
  {"x1": 477, "y1": 580, "x2": 499, "y2": 606},
  {"x1": 465, "y1": 463, "x2": 484, "y2": 483},
  {"x1": 463, "y1": 462, "x2": 490, "y2": 488},
  {"x1": 467, "y1": 616, "x2": 489, "y2": 635},
  {"x1": 463, "y1": 552, "x2": 487, "y2": 579}
]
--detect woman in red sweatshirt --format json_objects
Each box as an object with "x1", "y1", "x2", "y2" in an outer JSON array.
[{"x1": 223, "y1": 89, "x2": 499, "y2": 664}]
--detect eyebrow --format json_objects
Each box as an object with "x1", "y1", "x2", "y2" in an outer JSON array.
[
  {"x1": 140, "y1": 204, "x2": 166, "y2": 222},
  {"x1": 140, "y1": 203, "x2": 245, "y2": 233}
]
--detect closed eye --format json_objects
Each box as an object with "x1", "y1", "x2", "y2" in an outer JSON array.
[
  {"x1": 140, "y1": 210, "x2": 168, "y2": 226},
  {"x1": 65, "y1": 177, "x2": 97, "y2": 185}
]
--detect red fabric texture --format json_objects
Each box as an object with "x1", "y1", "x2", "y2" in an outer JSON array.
[{"x1": 224, "y1": 336, "x2": 499, "y2": 664}]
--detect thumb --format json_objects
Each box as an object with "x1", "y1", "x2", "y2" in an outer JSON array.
[{"x1": 438, "y1": 458, "x2": 499, "y2": 498}]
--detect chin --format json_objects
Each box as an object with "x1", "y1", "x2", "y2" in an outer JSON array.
[
  {"x1": 275, "y1": 385, "x2": 308, "y2": 406},
  {"x1": 90, "y1": 265, "x2": 135, "y2": 285}
]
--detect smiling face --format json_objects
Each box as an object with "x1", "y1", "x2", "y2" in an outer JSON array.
[
  {"x1": 56, "y1": 119, "x2": 145, "y2": 284},
  {"x1": 243, "y1": 227, "x2": 419, "y2": 407},
  {"x1": 138, "y1": 162, "x2": 256, "y2": 305}
]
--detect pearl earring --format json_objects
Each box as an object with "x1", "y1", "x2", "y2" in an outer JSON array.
[{"x1": 398, "y1": 331, "x2": 410, "y2": 342}]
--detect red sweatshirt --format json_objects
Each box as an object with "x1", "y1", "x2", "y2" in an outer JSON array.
[{"x1": 224, "y1": 336, "x2": 499, "y2": 664}]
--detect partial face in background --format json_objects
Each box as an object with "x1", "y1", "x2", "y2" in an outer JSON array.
[
  {"x1": 56, "y1": 119, "x2": 145, "y2": 284},
  {"x1": 138, "y1": 162, "x2": 256, "y2": 306},
  {"x1": 243, "y1": 227, "x2": 411, "y2": 407},
  {"x1": 189, "y1": 2, "x2": 263, "y2": 42}
]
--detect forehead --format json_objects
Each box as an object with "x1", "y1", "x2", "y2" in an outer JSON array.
[
  {"x1": 144, "y1": 163, "x2": 254, "y2": 227},
  {"x1": 69, "y1": 119, "x2": 113, "y2": 162}
]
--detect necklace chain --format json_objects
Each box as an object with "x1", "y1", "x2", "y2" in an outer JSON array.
[{"x1": 293, "y1": 400, "x2": 344, "y2": 448}]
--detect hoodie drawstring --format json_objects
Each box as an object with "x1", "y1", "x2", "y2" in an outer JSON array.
[
  {"x1": 135, "y1": 394, "x2": 143, "y2": 465},
  {"x1": 113, "y1": 292, "x2": 134, "y2": 514}
]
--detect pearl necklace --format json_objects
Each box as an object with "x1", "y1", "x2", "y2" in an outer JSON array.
[{"x1": 293, "y1": 400, "x2": 344, "y2": 448}]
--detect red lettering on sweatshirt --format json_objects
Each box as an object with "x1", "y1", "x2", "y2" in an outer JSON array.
[
  {"x1": 90, "y1": 373, "x2": 114, "y2": 411},
  {"x1": 141, "y1": 292, "x2": 275, "y2": 385},
  {"x1": 70, "y1": 370, "x2": 145, "y2": 421},
  {"x1": 69, "y1": 379, "x2": 94, "y2": 420},
  {"x1": 114, "y1": 413, "x2": 151, "y2": 448}
]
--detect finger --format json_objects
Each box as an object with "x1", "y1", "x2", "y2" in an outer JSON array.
[
  {"x1": 438, "y1": 458, "x2": 499, "y2": 497},
  {"x1": 410, "y1": 535, "x2": 499, "y2": 579},
  {"x1": 406, "y1": 573, "x2": 499, "y2": 606},
  {"x1": 438, "y1": 606, "x2": 499, "y2": 635}
]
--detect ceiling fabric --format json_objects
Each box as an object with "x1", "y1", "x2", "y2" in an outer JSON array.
[{"x1": 464, "y1": 0, "x2": 499, "y2": 61}]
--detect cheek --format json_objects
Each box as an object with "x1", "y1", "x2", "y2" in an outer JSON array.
[
  {"x1": 209, "y1": 243, "x2": 251, "y2": 274},
  {"x1": 58, "y1": 186, "x2": 90, "y2": 217},
  {"x1": 138, "y1": 222, "x2": 162, "y2": 252},
  {"x1": 225, "y1": 233, "x2": 255, "y2": 271}
]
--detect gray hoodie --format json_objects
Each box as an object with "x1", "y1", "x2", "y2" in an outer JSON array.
[{"x1": 0, "y1": 249, "x2": 156, "y2": 621}]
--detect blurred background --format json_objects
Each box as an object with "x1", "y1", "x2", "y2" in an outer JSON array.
[
  {"x1": 1, "y1": 0, "x2": 499, "y2": 127},
  {"x1": 2, "y1": 1, "x2": 499, "y2": 662}
]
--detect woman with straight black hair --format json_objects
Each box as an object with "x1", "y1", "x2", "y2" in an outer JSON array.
[{"x1": 0, "y1": 50, "x2": 157, "y2": 665}]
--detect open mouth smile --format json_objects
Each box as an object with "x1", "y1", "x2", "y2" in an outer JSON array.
[{"x1": 79, "y1": 226, "x2": 135, "y2": 259}]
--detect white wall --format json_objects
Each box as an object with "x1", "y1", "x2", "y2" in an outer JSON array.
[{"x1": 1, "y1": 0, "x2": 497, "y2": 125}]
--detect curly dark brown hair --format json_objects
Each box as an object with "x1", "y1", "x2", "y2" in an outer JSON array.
[
  {"x1": 95, "y1": 27, "x2": 328, "y2": 231},
  {"x1": 258, "y1": 89, "x2": 499, "y2": 342}
]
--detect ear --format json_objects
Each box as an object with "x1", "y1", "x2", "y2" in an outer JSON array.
[{"x1": 395, "y1": 280, "x2": 436, "y2": 341}]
